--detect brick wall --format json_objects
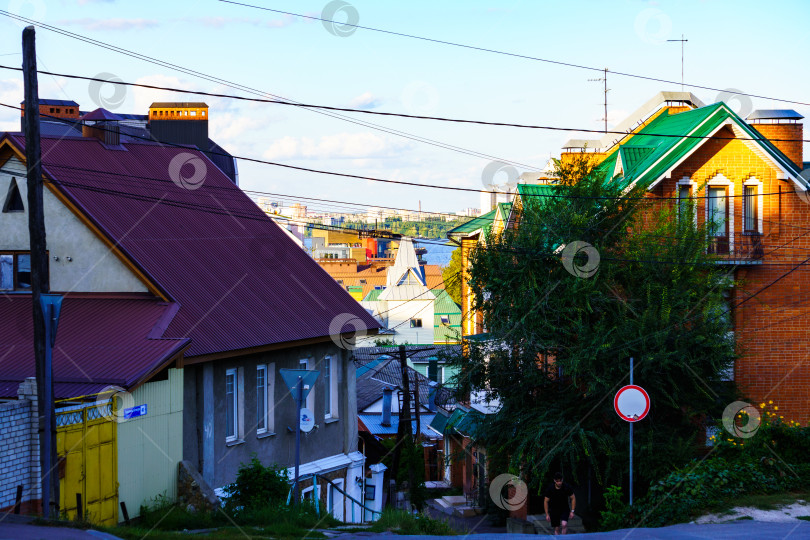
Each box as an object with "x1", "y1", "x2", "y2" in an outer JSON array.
[
  {"x1": 0, "y1": 378, "x2": 41, "y2": 513},
  {"x1": 654, "y1": 126, "x2": 810, "y2": 423}
]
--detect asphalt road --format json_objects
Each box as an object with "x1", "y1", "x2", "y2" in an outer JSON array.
[{"x1": 336, "y1": 520, "x2": 810, "y2": 539}]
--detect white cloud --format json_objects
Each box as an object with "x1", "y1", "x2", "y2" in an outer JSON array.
[
  {"x1": 0, "y1": 79, "x2": 23, "y2": 131},
  {"x1": 263, "y1": 132, "x2": 413, "y2": 160},
  {"x1": 57, "y1": 18, "x2": 159, "y2": 31},
  {"x1": 348, "y1": 92, "x2": 382, "y2": 110}
]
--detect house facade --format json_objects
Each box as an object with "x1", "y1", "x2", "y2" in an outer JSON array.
[
  {"x1": 451, "y1": 91, "x2": 810, "y2": 423},
  {"x1": 0, "y1": 104, "x2": 379, "y2": 522}
]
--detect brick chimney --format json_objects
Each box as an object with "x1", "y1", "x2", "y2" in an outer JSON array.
[
  {"x1": 20, "y1": 99, "x2": 80, "y2": 130},
  {"x1": 746, "y1": 110, "x2": 804, "y2": 169}
]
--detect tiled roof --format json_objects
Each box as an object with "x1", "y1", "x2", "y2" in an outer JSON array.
[
  {"x1": 4, "y1": 134, "x2": 381, "y2": 358},
  {"x1": 0, "y1": 296, "x2": 189, "y2": 399}
]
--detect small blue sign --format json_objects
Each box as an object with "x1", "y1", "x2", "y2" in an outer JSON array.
[{"x1": 124, "y1": 404, "x2": 147, "y2": 420}]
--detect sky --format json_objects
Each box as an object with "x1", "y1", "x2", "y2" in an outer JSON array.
[{"x1": 0, "y1": 0, "x2": 808, "y2": 215}]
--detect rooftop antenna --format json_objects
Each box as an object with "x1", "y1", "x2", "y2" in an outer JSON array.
[
  {"x1": 667, "y1": 34, "x2": 687, "y2": 91},
  {"x1": 588, "y1": 67, "x2": 609, "y2": 133}
]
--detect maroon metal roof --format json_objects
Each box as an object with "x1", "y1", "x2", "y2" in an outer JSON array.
[
  {"x1": 0, "y1": 296, "x2": 188, "y2": 399},
  {"x1": 81, "y1": 108, "x2": 123, "y2": 121},
  {"x1": 5, "y1": 134, "x2": 381, "y2": 358}
]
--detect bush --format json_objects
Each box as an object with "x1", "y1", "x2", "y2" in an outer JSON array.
[
  {"x1": 370, "y1": 508, "x2": 455, "y2": 535},
  {"x1": 599, "y1": 407, "x2": 810, "y2": 530},
  {"x1": 223, "y1": 454, "x2": 289, "y2": 514}
]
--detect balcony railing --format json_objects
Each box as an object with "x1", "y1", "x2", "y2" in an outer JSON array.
[{"x1": 708, "y1": 232, "x2": 764, "y2": 262}]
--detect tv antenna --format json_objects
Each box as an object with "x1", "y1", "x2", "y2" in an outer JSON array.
[
  {"x1": 667, "y1": 34, "x2": 688, "y2": 91},
  {"x1": 588, "y1": 68, "x2": 609, "y2": 133}
]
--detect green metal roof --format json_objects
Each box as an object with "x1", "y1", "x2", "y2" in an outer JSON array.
[
  {"x1": 599, "y1": 102, "x2": 804, "y2": 190},
  {"x1": 447, "y1": 209, "x2": 497, "y2": 237},
  {"x1": 432, "y1": 288, "x2": 461, "y2": 314},
  {"x1": 363, "y1": 288, "x2": 383, "y2": 302},
  {"x1": 429, "y1": 411, "x2": 450, "y2": 433},
  {"x1": 498, "y1": 202, "x2": 512, "y2": 222}
]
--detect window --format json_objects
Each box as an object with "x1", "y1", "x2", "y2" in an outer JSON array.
[
  {"x1": 359, "y1": 279, "x2": 367, "y2": 284},
  {"x1": 324, "y1": 356, "x2": 332, "y2": 419},
  {"x1": 440, "y1": 315, "x2": 450, "y2": 326},
  {"x1": 677, "y1": 185, "x2": 692, "y2": 221},
  {"x1": 707, "y1": 186, "x2": 729, "y2": 254},
  {"x1": 225, "y1": 369, "x2": 238, "y2": 441},
  {"x1": 257, "y1": 365, "x2": 268, "y2": 434},
  {"x1": 0, "y1": 252, "x2": 35, "y2": 291},
  {"x1": 300, "y1": 359, "x2": 314, "y2": 411},
  {"x1": 744, "y1": 185, "x2": 758, "y2": 233},
  {"x1": 410, "y1": 319, "x2": 423, "y2": 328},
  {"x1": 49, "y1": 107, "x2": 54, "y2": 113}
]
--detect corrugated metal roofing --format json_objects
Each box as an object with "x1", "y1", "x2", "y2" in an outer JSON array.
[
  {"x1": 21, "y1": 99, "x2": 79, "y2": 107},
  {"x1": 149, "y1": 102, "x2": 208, "y2": 108},
  {"x1": 447, "y1": 210, "x2": 495, "y2": 237},
  {"x1": 5, "y1": 134, "x2": 381, "y2": 358},
  {"x1": 747, "y1": 109, "x2": 804, "y2": 121},
  {"x1": 82, "y1": 108, "x2": 124, "y2": 121},
  {"x1": 358, "y1": 413, "x2": 440, "y2": 438},
  {"x1": 0, "y1": 296, "x2": 188, "y2": 399}
]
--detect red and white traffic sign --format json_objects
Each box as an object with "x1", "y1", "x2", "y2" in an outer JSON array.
[{"x1": 614, "y1": 385, "x2": 650, "y2": 422}]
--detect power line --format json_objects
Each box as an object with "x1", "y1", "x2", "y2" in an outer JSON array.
[
  {"x1": 6, "y1": 101, "x2": 808, "y2": 206},
  {"x1": 3, "y1": 65, "x2": 809, "y2": 143},
  {"x1": 0, "y1": 10, "x2": 541, "y2": 171},
  {"x1": 220, "y1": 0, "x2": 810, "y2": 109}
]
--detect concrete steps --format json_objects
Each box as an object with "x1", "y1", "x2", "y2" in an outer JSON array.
[
  {"x1": 527, "y1": 513, "x2": 586, "y2": 535},
  {"x1": 429, "y1": 495, "x2": 484, "y2": 517}
]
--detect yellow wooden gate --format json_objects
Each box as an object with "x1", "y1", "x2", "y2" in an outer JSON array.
[{"x1": 56, "y1": 401, "x2": 118, "y2": 526}]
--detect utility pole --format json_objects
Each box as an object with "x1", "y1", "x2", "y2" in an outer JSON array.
[
  {"x1": 23, "y1": 26, "x2": 57, "y2": 519},
  {"x1": 588, "y1": 68, "x2": 609, "y2": 133},
  {"x1": 667, "y1": 35, "x2": 687, "y2": 91},
  {"x1": 391, "y1": 344, "x2": 414, "y2": 506}
]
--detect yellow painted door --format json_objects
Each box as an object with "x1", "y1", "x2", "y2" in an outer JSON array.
[{"x1": 56, "y1": 403, "x2": 118, "y2": 526}]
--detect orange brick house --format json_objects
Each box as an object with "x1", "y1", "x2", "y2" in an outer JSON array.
[{"x1": 450, "y1": 91, "x2": 810, "y2": 423}]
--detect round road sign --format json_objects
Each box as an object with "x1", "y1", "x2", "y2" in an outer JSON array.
[
  {"x1": 614, "y1": 385, "x2": 650, "y2": 422},
  {"x1": 300, "y1": 407, "x2": 315, "y2": 432}
]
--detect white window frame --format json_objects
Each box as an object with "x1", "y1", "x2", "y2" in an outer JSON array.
[
  {"x1": 742, "y1": 177, "x2": 763, "y2": 234},
  {"x1": 257, "y1": 364, "x2": 274, "y2": 435},
  {"x1": 324, "y1": 356, "x2": 332, "y2": 419},
  {"x1": 706, "y1": 174, "x2": 734, "y2": 253},
  {"x1": 300, "y1": 359, "x2": 315, "y2": 411},
  {"x1": 323, "y1": 355, "x2": 339, "y2": 420},
  {"x1": 676, "y1": 177, "x2": 697, "y2": 226},
  {"x1": 301, "y1": 484, "x2": 319, "y2": 502},
  {"x1": 225, "y1": 368, "x2": 238, "y2": 442}
]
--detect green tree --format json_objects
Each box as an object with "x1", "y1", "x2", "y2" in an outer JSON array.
[
  {"x1": 442, "y1": 247, "x2": 463, "y2": 306},
  {"x1": 453, "y1": 155, "x2": 736, "y2": 500}
]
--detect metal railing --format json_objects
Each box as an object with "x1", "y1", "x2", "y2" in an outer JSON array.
[
  {"x1": 708, "y1": 232, "x2": 764, "y2": 261},
  {"x1": 286, "y1": 473, "x2": 382, "y2": 523}
]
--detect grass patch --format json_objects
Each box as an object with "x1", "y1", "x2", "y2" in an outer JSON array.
[
  {"x1": 706, "y1": 491, "x2": 810, "y2": 514},
  {"x1": 369, "y1": 508, "x2": 455, "y2": 536}
]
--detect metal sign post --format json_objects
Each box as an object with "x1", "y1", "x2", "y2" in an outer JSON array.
[
  {"x1": 40, "y1": 294, "x2": 62, "y2": 518},
  {"x1": 294, "y1": 377, "x2": 302, "y2": 505},
  {"x1": 614, "y1": 358, "x2": 650, "y2": 508},
  {"x1": 279, "y1": 368, "x2": 319, "y2": 506}
]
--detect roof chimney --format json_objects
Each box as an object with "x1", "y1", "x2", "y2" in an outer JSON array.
[
  {"x1": 747, "y1": 110, "x2": 804, "y2": 169},
  {"x1": 381, "y1": 387, "x2": 393, "y2": 427},
  {"x1": 148, "y1": 102, "x2": 209, "y2": 150},
  {"x1": 428, "y1": 382, "x2": 438, "y2": 413},
  {"x1": 81, "y1": 108, "x2": 122, "y2": 145}
]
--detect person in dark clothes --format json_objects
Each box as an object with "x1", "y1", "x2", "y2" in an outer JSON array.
[{"x1": 544, "y1": 472, "x2": 575, "y2": 535}]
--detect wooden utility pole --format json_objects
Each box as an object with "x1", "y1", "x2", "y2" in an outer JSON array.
[
  {"x1": 23, "y1": 26, "x2": 56, "y2": 519},
  {"x1": 391, "y1": 345, "x2": 414, "y2": 502}
]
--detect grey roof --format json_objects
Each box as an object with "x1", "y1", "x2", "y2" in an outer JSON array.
[
  {"x1": 355, "y1": 353, "x2": 457, "y2": 410},
  {"x1": 358, "y1": 412, "x2": 440, "y2": 438},
  {"x1": 149, "y1": 102, "x2": 208, "y2": 108},
  {"x1": 353, "y1": 344, "x2": 461, "y2": 364},
  {"x1": 746, "y1": 109, "x2": 804, "y2": 121},
  {"x1": 21, "y1": 99, "x2": 79, "y2": 107}
]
